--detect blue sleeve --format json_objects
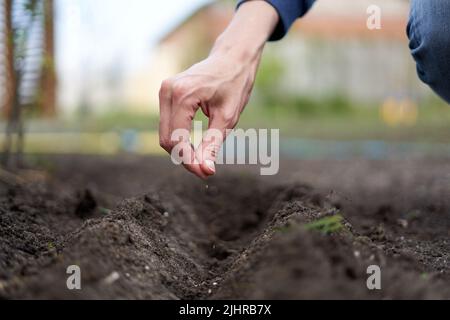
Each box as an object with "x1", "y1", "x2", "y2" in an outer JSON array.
[{"x1": 237, "y1": 0, "x2": 316, "y2": 41}]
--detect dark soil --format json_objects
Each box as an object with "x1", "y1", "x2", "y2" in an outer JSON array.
[{"x1": 0, "y1": 155, "x2": 449, "y2": 299}]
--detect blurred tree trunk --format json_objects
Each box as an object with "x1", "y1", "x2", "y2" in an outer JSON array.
[
  {"x1": 1, "y1": 0, "x2": 22, "y2": 169},
  {"x1": 1, "y1": 0, "x2": 15, "y2": 119},
  {"x1": 39, "y1": 0, "x2": 56, "y2": 117},
  {"x1": 2, "y1": 0, "x2": 39, "y2": 169}
]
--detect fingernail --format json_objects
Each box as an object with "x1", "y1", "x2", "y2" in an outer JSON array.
[{"x1": 204, "y1": 160, "x2": 216, "y2": 173}]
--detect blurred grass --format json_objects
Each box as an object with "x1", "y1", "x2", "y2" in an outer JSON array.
[
  {"x1": 237, "y1": 94, "x2": 450, "y2": 143},
  {"x1": 33, "y1": 96, "x2": 450, "y2": 143},
  {"x1": 2, "y1": 93, "x2": 448, "y2": 157},
  {"x1": 0, "y1": 131, "x2": 163, "y2": 155}
]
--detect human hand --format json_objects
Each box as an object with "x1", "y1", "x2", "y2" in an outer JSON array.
[{"x1": 158, "y1": 1, "x2": 278, "y2": 179}]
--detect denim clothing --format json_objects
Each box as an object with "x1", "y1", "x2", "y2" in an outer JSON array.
[
  {"x1": 237, "y1": 0, "x2": 316, "y2": 41},
  {"x1": 408, "y1": 0, "x2": 450, "y2": 102}
]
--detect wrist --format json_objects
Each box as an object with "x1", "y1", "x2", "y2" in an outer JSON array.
[
  {"x1": 211, "y1": 35, "x2": 262, "y2": 64},
  {"x1": 210, "y1": 0, "x2": 278, "y2": 63}
]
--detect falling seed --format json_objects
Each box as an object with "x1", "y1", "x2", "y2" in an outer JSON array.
[
  {"x1": 397, "y1": 219, "x2": 408, "y2": 228},
  {"x1": 125, "y1": 273, "x2": 130, "y2": 278},
  {"x1": 144, "y1": 265, "x2": 150, "y2": 271},
  {"x1": 354, "y1": 251, "x2": 361, "y2": 258},
  {"x1": 163, "y1": 212, "x2": 170, "y2": 218},
  {"x1": 103, "y1": 271, "x2": 120, "y2": 285},
  {"x1": 208, "y1": 289, "x2": 212, "y2": 294},
  {"x1": 212, "y1": 282, "x2": 218, "y2": 286}
]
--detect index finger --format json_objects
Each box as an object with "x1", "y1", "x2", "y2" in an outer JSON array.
[{"x1": 169, "y1": 101, "x2": 208, "y2": 179}]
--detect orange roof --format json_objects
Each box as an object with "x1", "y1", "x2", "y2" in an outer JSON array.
[{"x1": 294, "y1": 14, "x2": 409, "y2": 41}]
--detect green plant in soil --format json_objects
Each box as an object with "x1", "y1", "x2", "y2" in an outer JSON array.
[{"x1": 305, "y1": 214, "x2": 344, "y2": 235}]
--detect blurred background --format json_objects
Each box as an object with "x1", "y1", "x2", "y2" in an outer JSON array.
[{"x1": 0, "y1": 0, "x2": 449, "y2": 166}]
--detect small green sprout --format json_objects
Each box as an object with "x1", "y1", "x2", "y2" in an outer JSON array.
[
  {"x1": 99, "y1": 207, "x2": 112, "y2": 215},
  {"x1": 305, "y1": 215, "x2": 344, "y2": 235}
]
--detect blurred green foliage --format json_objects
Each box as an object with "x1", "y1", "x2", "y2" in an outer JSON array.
[{"x1": 253, "y1": 50, "x2": 356, "y2": 117}]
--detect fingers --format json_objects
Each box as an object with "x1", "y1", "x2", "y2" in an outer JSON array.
[
  {"x1": 159, "y1": 78, "x2": 207, "y2": 179},
  {"x1": 159, "y1": 79, "x2": 172, "y2": 153},
  {"x1": 172, "y1": 140, "x2": 208, "y2": 180},
  {"x1": 159, "y1": 77, "x2": 239, "y2": 179},
  {"x1": 171, "y1": 98, "x2": 207, "y2": 179},
  {"x1": 196, "y1": 110, "x2": 235, "y2": 176}
]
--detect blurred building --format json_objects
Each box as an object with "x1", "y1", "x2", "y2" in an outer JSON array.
[
  {"x1": 280, "y1": 0, "x2": 426, "y2": 103},
  {"x1": 124, "y1": 0, "x2": 231, "y2": 112},
  {"x1": 135, "y1": 0, "x2": 429, "y2": 113}
]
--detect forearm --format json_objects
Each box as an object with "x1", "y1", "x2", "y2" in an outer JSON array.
[
  {"x1": 211, "y1": 1, "x2": 279, "y2": 62},
  {"x1": 238, "y1": 0, "x2": 316, "y2": 41}
]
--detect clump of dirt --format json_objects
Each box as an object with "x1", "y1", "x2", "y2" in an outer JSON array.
[{"x1": 0, "y1": 156, "x2": 449, "y2": 299}]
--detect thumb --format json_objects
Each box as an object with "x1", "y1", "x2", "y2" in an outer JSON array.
[{"x1": 196, "y1": 119, "x2": 228, "y2": 176}]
